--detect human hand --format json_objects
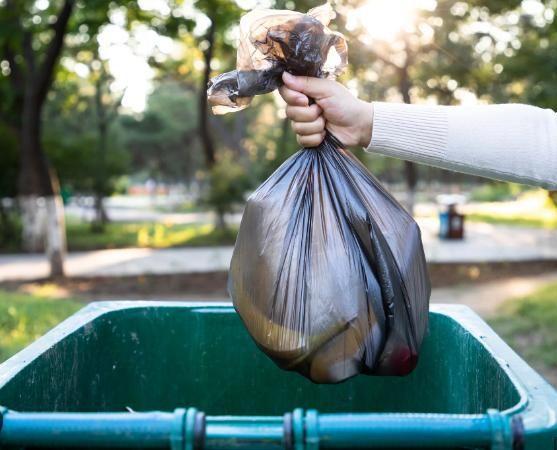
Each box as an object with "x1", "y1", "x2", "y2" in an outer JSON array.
[{"x1": 279, "y1": 72, "x2": 374, "y2": 148}]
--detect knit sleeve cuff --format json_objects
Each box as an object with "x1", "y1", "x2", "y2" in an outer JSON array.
[{"x1": 366, "y1": 102, "x2": 449, "y2": 165}]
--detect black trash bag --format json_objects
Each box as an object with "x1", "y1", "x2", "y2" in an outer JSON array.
[{"x1": 208, "y1": 4, "x2": 430, "y2": 384}]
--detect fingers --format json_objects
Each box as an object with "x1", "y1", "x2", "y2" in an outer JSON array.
[
  {"x1": 280, "y1": 72, "x2": 328, "y2": 148},
  {"x1": 278, "y1": 85, "x2": 308, "y2": 106},
  {"x1": 285, "y1": 104, "x2": 322, "y2": 122},
  {"x1": 291, "y1": 116, "x2": 325, "y2": 136},
  {"x1": 282, "y1": 72, "x2": 334, "y2": 100},
  {"x1": 297, "y1": 132, "x2": 326, "y2": 148}
]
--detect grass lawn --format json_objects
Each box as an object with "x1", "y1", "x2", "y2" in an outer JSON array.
[
  {"x1": 0, "y1": 289, "x2": 82, "y2": 363},
  {"x1": 490, "y1": 281, "x2": 557, "y2": 384},
  {"x1": 464, "y1": 190, "x2": 557, "y2": 229},
  {"x1": 466, "y1": 213, "x2": 557, "y2": 229},
  {"x1": 66, "y1": 221, "x2": 238, "y2": 251}
]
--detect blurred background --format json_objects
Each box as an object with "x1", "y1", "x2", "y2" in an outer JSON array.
[{"x1": 0, "y1": 0, "x2": 556, "y2": 382}]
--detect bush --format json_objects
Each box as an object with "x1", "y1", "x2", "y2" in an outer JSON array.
[
  {"x1": 0, "y1": 206, "x2": 21, "y2": 252},
  {"x1": 470, "y1": 182, "x2": 531, "y2": 202},
  {"x1": 203, "y1": 153, "x2": 252, "y2": 229}
]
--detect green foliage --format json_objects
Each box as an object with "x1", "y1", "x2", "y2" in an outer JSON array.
[
  {"x1": 203, "y1": 152, "x2": 252, "y2": 224},
  {"x1": 495, "y1": 5, "x2": 557, "y2": 110},
  {"x1": 490, "y1": 282, "x2": 557, "y2": 373},
  {"x1": 184, "y1": 225, "x2": 237, "y2": 246},
  {"x1": 470, "y1": 182, "x2": 530, "y2": 202},
  {"x1": 2, "y1": 0, "x2": 556, "y2": 214},
  {"x1": 42, "y1": 63, "x2": 129, "y2": 196},
  {"x1": 120, "y1": 81, "x2": 201, "y2": 183},
  {"x1": 0, "y1": 290, "x2": 81, "y2": 362},
  {"x1": 44, "y1": 133, "x2": 129, "y2": 195},
  {"x1": 192, "y1": 0, "x2": 243, "y2": 49},
  {"x1": 0, "y1": 210, "x2": 21, "y2": 252},
  {"x1": 65, "y1": 220, "x2": 236, "y2": 251}
]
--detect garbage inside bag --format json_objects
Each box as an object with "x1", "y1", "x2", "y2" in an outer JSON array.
[
  {"x1": 208, "y1": 3, "x2": 430, "y2": 383},
  {"x1": 207, "y1": 3, "x2": 347, "y2": 114}
]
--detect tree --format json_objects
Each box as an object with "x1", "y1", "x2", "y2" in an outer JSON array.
[
  {"x1": 120, "y1": 81, "x2": 201, "y2": 184},
  {"x1": 43, "y1": 63, "x2": 129, "y2": 230},
  {"x1": 340, "y1": 0, "x2": 523, "y2": 212},
  {"x1": 91, "y1": 60, "x2": 125, "y2": 230},
  {"x1": 494, "y1": 1, "x2": 557, "y2": 108},
  {"x1": 204, "y1": 152, "x2": 251, "y2": 230},
  {"x1": 1, "y1": 0, "x2": 77, "y2": 276},
  {"x1": 1, "y1": 0, "x2": 183, "y2": 275},
  {"x1": 192, "y1": 0, "x2": 242, "y2": 170}
]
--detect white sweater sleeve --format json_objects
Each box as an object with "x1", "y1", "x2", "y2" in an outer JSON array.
[{"x1": 366, "y1": 102, "x2": 557, "y2": 190}]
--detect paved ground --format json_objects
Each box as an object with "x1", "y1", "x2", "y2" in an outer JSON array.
[
  {"x1": 420, "y1": 218, "x2": 557, "y2": 263},
  {"x1": 73, "y1": 271, "x2": 557, "y2": 313},
  {"x1": 0, "y1": 247, "x2": 235, "y2": 281},
  {"x1": 431, "y1": 271, "x2": 557, "y2": 317},
  {"x1": 1, "y1": 219, "x2": 556, "y2": 281}
]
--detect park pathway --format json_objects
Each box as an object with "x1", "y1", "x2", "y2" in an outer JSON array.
[{"x1": 1, "y1": 219, "x2": 556, "y2": 281}]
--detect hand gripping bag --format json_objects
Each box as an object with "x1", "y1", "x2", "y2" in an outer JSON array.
[{"x1": 208, "y1": 3, "x2": 430, "y2": 383}]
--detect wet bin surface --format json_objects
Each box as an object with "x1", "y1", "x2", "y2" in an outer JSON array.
[{"x1": 0, "y1": 302, "x2": 556, "y2": 449}]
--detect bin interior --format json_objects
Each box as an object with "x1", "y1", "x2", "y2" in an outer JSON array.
[{"x1": 0, "y1": 303, "x2": 521, "y2": 415}]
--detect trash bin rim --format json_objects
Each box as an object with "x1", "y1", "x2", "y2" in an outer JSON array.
[{"x1": 0, "y1": 301, "x2": 555, "y2": 437}]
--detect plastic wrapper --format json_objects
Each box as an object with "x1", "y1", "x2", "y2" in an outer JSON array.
[
  {"x1": 209, "y1": 4, "x2": 430, "y2": 383},
  {"x1": 207, "y1": 3, "x2": 347, "y2": 114}
]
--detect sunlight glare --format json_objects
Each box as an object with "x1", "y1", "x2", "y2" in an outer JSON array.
[{"x1": 347, "y1": 0, "x2": 436, "y2": 43}]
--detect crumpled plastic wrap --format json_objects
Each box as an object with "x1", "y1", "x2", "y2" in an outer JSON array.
[
  {"x1": 208, "y1": 4, "x2": 430, "y2": 384},
  {"x1": 207, "y1": 3, "x2": 347, "y2": 114}
]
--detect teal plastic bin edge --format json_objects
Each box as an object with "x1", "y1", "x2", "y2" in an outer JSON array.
[{"x1": 0, "y1": 301, "x2": 555, "y2": 449}]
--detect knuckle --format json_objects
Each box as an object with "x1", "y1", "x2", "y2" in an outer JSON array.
[
  {"x1": 297, "y1": 108, "x2": 312, "y2": 122},
  {"x1": 310, "y1": 105, "x2": 320, "y2": 120},
  {"x1": 284, "y1": 92, "x2": 297, "y2": 105},
  {"x1": 301, "y1": 136, "x2": 311, "y2": 147}
]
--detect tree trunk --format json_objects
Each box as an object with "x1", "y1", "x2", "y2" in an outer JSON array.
[
  {"x1": 11, "y1": 0, "x2": 74, "y2": 278},
  {"x1": 199, "y1": 21, "x2": 216, "y2": 169},
  {"x1": 18, "y1": 91, "x2": 66, "y2": 277},
  {"x1": 92, "y1": 193, "x2": 108, "y2": 232},
  {"x1": 199, "y1": 21, "x2": 221, "y2": 229},
  {"x1": 216, "y1": 208, "x2": 227, "y2": 232},
  {"x1": 45, "y1": 193, "x2": 66, "y2": 278},
  {"x1": 18, "y1": 95, "x2": 47, "y2": 252},
  {"x1": 398, "y1": 60, "x2": 417, "y2": 216},
  {"x1": 93, "y1": 77, "x2": 109, "y2": 232}
]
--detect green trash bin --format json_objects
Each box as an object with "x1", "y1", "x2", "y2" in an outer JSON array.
[{"x1": 0, "y1": 302, "x2": 555, "y2": 449}]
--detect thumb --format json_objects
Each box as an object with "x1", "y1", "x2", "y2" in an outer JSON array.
[{"x1": 282, "y1": 72, "x2": 333, "y2": 100}]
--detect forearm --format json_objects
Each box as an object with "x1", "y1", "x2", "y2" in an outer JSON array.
[{"x1": 366, "y1": 102, "x2": 557, "y2": 190}]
